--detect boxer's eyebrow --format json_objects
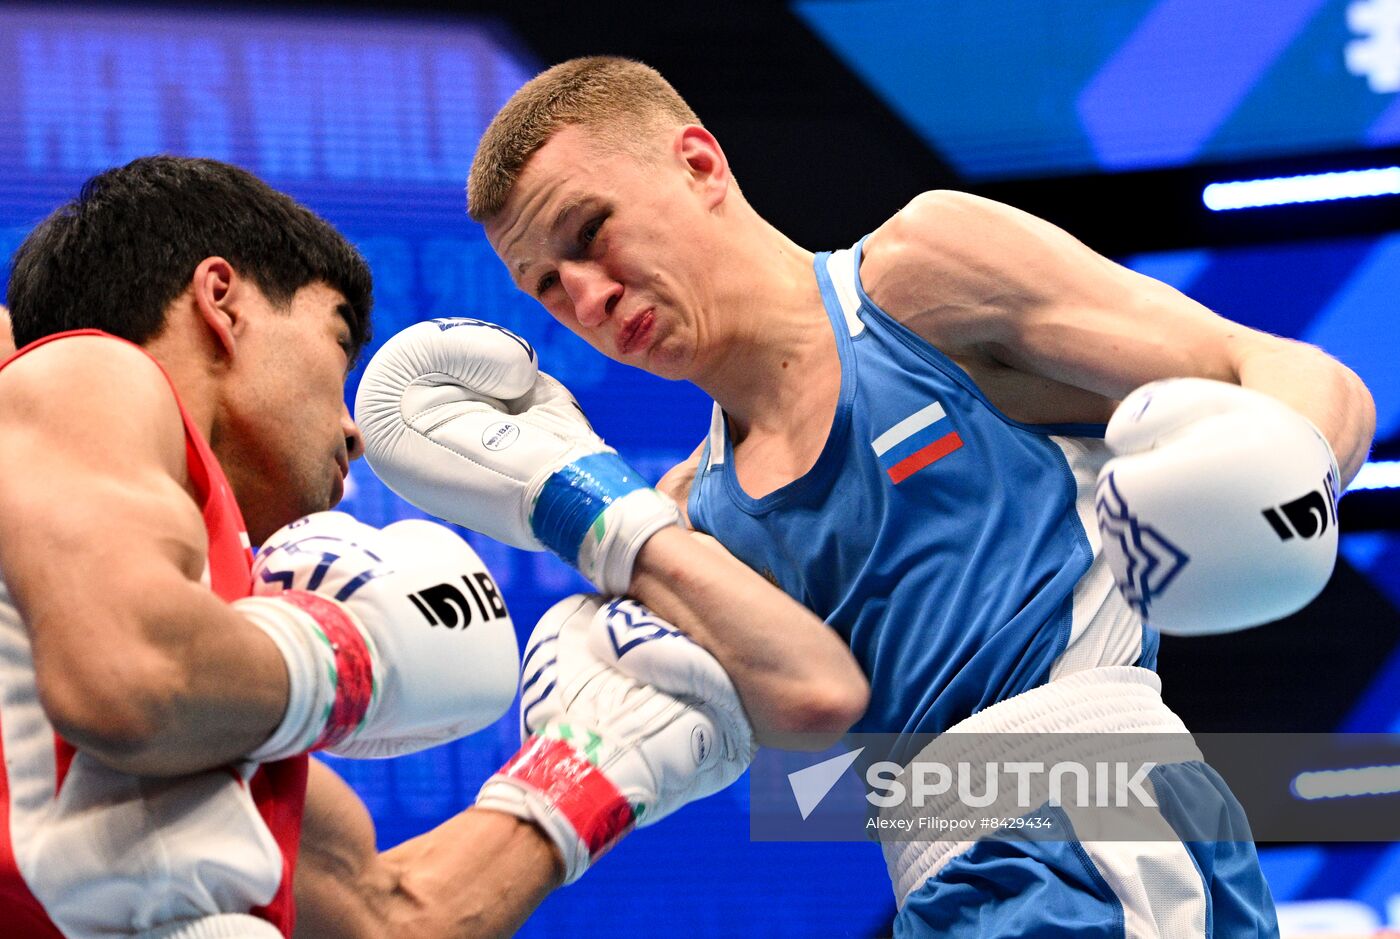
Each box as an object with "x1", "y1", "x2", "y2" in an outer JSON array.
[
  {"x1": 551, "y1": 198, "x2": 590, "y2": 237},
  {"x1": 512, "y1": 198, "x2": 593, "y2": 279}
]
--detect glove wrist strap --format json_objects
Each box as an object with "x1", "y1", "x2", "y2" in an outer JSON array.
[
  {"x1": 579, "y1": 489, "x2": 681, "y2": 594},
  {"x1": 531, "y1": 453, "x2": 649, "y2": 563},
  {"x1": 238, "y1": 592, "x2": 377, "y2": 763},
  {"x1": 478, "y1": 734, "x2": 636, "y2": 884},
  {"x1": 531, "y1": 453, "x2": 680, "y2": 594},
  {"x1": 526, "y1": 456, "x2": 680, "y2": 596}
]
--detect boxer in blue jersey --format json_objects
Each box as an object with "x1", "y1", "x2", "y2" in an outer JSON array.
[{"x1": 363, "y1": 57, "x2": 1376, "y2": 938}]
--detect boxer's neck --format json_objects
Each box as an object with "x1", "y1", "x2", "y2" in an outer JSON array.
[
  {"x1": 695, "y1": 210, "x2": 831, "y2": 436},
  {"x1": 143, "y1": 309, "x2": 225, "y2": 450}
]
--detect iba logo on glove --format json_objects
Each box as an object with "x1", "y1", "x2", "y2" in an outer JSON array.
[
  {"x1": 1261, "y1": 474, "x2": 1337, "y2": 542},
  {"x1": 482, "y1": 421, "x2": 520, "y2": 451},
  {"x1": 407, "y1": 574, "x2": 508, "y2": 629}
]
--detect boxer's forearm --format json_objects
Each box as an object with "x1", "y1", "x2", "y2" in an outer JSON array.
[
  {"x1": 297, "y1": 762, "x2": 561, "y2": 939},
  {"x1": 1235, "y1": 339, "x2": 1376, "y2": 487},
  {"x1": 36, "y1": 581, "x2": 289, "y2": 776},
  {"x1": 378, "y1": 810, "x2": 560, "y2": 939},
  {"x1": 298, "y1": 811, "x2": 560, "y2": 939},
  {"x1": 628, "y1": 526, "x2": 868, "y2": 748}
]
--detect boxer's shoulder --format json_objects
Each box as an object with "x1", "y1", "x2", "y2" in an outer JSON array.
[
  {"x1": 1, "y1": 332, "x2": 166, "y2": 399},
  {"x1": 852, "y1": 198, "x2": 1105, "y2": 425},
  {"x1": 0, "y1": 333, "x2": 188, "y2": 476},
  {"x1": 858, "y1": 191, "x2": 1026, "y2": 355},
  {"x1": 860, "y1": 189, "x2": 1095, "y2": 335},
  {"x1": 863, "y1": 190, "x2": 1016, "y2": 269}
]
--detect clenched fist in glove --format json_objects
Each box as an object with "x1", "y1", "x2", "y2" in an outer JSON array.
[
  {"x1": 475, "y1": 594, "x2": 754, "y2": 883},
  {"x1": 1096, "y1": 378, "x2": 1340, "y2": 636},
  {"x1": 235, "y1": 511, "x2": 520, "y2": 761},
  {"x1": 353, "y1": 318, "x2": 680, "y2": 594}
]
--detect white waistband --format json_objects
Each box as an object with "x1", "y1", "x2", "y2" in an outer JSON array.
[
  {"x1": 134, "y1": 914, "x2": 283, "y2": 939},
  {"x1": 930, "y1": 666, "x2": 1181, "y2": 736},
  {"x1": 880, "y1": 666, "x2": 1202, "y2": 908}
]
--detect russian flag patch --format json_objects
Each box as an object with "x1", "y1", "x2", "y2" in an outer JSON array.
[{"x1": 872, "y1": 402, "x2": 963, "y2": 484}]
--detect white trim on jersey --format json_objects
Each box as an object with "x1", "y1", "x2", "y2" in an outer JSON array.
[
  {"x1": 1045, "y1": 433, "x2": 1145, "y2": 681},
  {"x1": 824, "y1": 248, "x2": 866, "y2": 338},
  {"x1": 704, "y1": 403, "x2": 727, "y2": 470}
]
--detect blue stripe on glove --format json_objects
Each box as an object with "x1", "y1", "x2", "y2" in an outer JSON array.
[{"x1": 531, "y1": 453, "x2": 651, "y2": 566}]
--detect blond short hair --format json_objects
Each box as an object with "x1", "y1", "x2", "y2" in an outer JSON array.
[{"x1": 468, "y1": 56, "x2": 700, "y2": 222}]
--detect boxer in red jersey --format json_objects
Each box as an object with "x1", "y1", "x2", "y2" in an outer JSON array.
[{"x1": 0, "y1": 158, "x2": 771, "y2": 938}]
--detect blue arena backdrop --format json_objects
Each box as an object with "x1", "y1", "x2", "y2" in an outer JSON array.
[
  {"x1": 0, "y1": 6, "x2": 894, "y2": 938},
  {"x1": 0, "y1": 3, "x2": 1397, "y2": 935},
  {"x1": 796, "y1": 0, "x2": 1400, "y2": 180}
]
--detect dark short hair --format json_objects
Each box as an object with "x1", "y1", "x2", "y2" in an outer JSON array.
[{"x1": 6, "y1": 156, "x2": 373, "y2": 355}]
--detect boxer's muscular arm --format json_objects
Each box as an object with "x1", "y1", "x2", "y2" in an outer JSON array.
[
  {"x1": 630, "y1": 530, "x2": 868, "y2": 748},
  {"x1": 295, "y1": 759, "x2": 560, "y2": 939},
  {"x1": 357, "y1": 324, "x2": 867, "y2": 747},
  {"x1": 0, "y1": 337, "x2": 288, "y2": 774},
  {"x1": 862, "y1": 190, "x2": 1377, "y2": 484},
  {"x1": 644, "y1": 443, "x2": 868, "y2": 749}
]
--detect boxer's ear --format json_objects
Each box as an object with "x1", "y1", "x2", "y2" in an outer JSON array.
[
  {"x1": 190, "y1": 256, "x2": 239, "y2": 359},
  {"x1": 675, "y1": 125, "x2": 731, "y2": 210}
]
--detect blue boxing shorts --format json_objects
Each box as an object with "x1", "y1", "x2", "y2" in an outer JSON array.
[{"x1": 881, "y1": 668, "x2": 1279, "y2": 938}]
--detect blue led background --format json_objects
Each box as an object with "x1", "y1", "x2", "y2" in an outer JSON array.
[
  {"x1": 1, "y1": 2, "x2": 1398, "y2": 935},
  {"x1": 796, "y1": 0, "x2": 1400, "y2": 180}
]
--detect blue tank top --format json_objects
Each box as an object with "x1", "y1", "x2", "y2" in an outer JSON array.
[{"x1": 688, "y1": 240, "x2": 1158, "y2": 736}]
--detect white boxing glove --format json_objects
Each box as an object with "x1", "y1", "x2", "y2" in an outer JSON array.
[
  {"x1": 476, "y1": 594, "x2": 753, "y2": 884},
  {"x1": 354, "y1": 318, "x2": 680, "y2": 595},
  {"x1": 587, "y1": 597, "x2": 751, "y2": 742},
  {"x1": 1096, "y1": 378, "x2": 1340, "y2": 636},
  {"x1": 235, "y1": 511, "x2": 519, "y2": 761}
]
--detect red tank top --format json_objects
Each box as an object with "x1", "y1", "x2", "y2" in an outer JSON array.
[{"x1": 0, "y1": 330, "x2": 308, "y2": 936}]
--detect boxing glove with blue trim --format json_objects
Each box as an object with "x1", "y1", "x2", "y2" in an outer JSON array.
[{"x1": 354, "y1": 318, "x2": 680, "y2": 594}]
